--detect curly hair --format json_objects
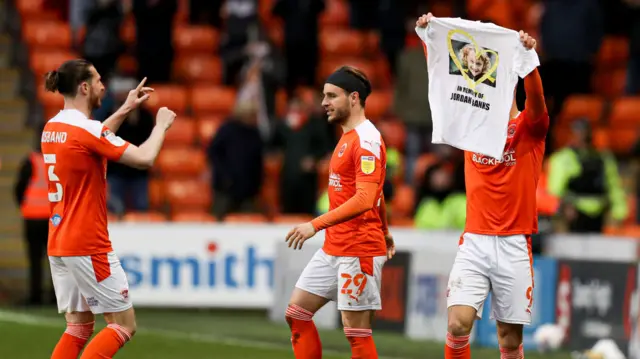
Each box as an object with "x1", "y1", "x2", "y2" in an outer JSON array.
[{"x1": 458, "y1": 44, "x2": 492, "y2": 75}]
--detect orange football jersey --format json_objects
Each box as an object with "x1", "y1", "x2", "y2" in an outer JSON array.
[
  {"x1": 322, "y1": 120, "x2": 387, "y2": 257},
  {"x1": 42, "y1": 109, "x2": 130, "y2": 256},
  {"x1": 464, "y1": 109, "x2": 548, "y2": 235}
]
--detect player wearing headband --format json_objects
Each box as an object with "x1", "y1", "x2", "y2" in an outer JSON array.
[{"x1": 284, "y1": 66, "x2": 395, "y2": 359}]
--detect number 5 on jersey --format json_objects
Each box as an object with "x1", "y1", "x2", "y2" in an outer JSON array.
[{"x1": 44, "y1": 154, "x2": 63, "y2": 202}]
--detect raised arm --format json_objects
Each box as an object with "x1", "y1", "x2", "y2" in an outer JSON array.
[{"x1": 523, "y1": 68, "x2": 549, "y2": 138}]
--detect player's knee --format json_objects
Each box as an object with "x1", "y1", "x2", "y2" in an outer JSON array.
[
  {"x1": 496, "y1": 322, "x2": 523, "y2": 349},
  {"x1": 341, "y1": 310, "x2": 372, "y2": 329},
  {"x1": 65, "y1": 320, "x2": 95, "y2": 341},
  {"x1": 285, "y1": 303, "x2": 314, "y2": 328},
  {"x1": 447, "y1": 316, "x2": 473, "y2": 337}
]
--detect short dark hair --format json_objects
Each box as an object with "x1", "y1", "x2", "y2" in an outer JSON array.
[
  {"x1": 44, "y1": 59, "x2": 94, "y2": 97},
  {"x1": 337, "y1": 65, "x2": 372, "y2": 107}
]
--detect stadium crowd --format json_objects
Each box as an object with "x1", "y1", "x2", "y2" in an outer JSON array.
[{"x1": 6, "y1": 0, "x2": 640, "y2": 304}]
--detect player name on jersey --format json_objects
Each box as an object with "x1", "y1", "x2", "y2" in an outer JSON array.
[{"x1": 41, "y1": 131, "x2": 68, "y2": 144}]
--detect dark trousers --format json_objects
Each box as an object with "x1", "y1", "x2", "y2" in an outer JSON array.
[
  {"x1": 569, "y1": 211, "x2": 605, "y2": 233},
  {"x1": 23, "y1": 219, "x2": 49, "y2": 304}
]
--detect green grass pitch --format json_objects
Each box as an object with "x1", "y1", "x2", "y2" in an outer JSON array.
[{"x1": 0, "y1": 307, "x2": 571, "y2": 358}]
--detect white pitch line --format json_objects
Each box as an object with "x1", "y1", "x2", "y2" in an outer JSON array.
[{"x1": 0, "y1": 310, "x2": 411, "y2": 359}]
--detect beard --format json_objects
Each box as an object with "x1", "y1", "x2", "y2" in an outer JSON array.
[
  {"x1": 327, "y1": 107, "x2": 350, "y2": 124},
  {"x1": 89, "y1": 90, "x2": 102, "y2": 112}
]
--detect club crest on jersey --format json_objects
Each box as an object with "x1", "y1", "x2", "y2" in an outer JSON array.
[
  {"x1": 360, "y1": 156, "x2": 375, "y2": 174},
  {"x1": 338, "y1": 143, "x2": 347, "y2": 157},
  {"x1": 101, "y1": 129, "x2": 125, "y2": 147},
  {"x1": 50, "y1": 214, "x2": 61, "y2": 226},
  {"x1": 507, "y1": 123, "x2": 517, "y2": 138}
]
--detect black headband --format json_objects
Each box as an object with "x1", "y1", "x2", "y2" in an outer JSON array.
[{"x1": 325, "y1": 68, "x2": 371, "y2": 100}]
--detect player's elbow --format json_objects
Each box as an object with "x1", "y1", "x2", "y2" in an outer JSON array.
[{"x1": 118, "y1": 146, "x2": 155, "y2": 169}]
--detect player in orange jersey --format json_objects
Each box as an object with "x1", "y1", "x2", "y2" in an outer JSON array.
[
  {"x1": 284, "y1": 66, "x2": 396, "y2": 359},
  {"x1": 41, "y1": 59, "x2": 176, "y2": 359},
  {"x1": 417, "y1": 13, "x2": 549, "y2": 359}
]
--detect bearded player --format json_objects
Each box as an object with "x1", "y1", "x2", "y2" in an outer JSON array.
[
  {"x1": 417, "y1": 14, "x2": 548, "y2": 359},
  {"x1": 42, "y1": 59, "x2": 175, "y2": 359},
  {"x1": 284, "y1": 66, "x2": 396, "y2": 359}
]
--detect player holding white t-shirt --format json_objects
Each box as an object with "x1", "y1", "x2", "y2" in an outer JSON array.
[
  {"x1": 417, "y1": 14, "x2": 549, "y2": 359},
  {"x1": 42, "y1": 59, "x2": 175, "y2": 359}
]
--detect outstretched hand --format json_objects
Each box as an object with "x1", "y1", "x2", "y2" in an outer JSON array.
[
  {"x1": 123, "y1": 77, "x2": 154, "y2": 110},
  {"x1": 416, "y1": 13, "x2": 434, "y2": 28},
  {"x1": 519, "y1": 31, "x2": 537, "y2": 50}
]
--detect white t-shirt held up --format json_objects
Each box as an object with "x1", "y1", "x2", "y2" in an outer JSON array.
[{"x1": 416, "y1": 17, "x2": 540, "y2": 159}]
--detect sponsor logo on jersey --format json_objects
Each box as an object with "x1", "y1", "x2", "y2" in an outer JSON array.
[
  {"x1": 472, "y1": 149, "x2": 516, "y2": 167},
  {"x1": 360, "y1": 156, "x2": 375, "y2": 174},
  {"x1": 328, "y1": 171, "x2": 342, "y2": 191}
]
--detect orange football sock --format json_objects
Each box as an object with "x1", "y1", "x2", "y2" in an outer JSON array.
[
  {"x1": 51, "y1": 321, "x2": 94, "y2": 359},
  {"x1": 79, "y1": 324, "x2": 132, "y2": 359},
  {"x1": 500, "y1": 343, "x2": 524, "y2": 359},
  {"x1": 285, "y1": 304, "x2": 322, "y2": 359},
  {"x1": 344, "y1": 327, "x2": 378, "y2": 359},
  {"x1": 445, "y1": 332, "x2": 471, "y2": 359}
]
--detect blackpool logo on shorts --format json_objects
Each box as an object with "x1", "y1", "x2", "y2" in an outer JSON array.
[
  {"x1": 360, "y1": 156, "x2": 375, "y2": 174},
  {"x1": 338, "y1": 143, "x2": 347, "y2": 157},
  {"x1": 86, "y1": 297, "x2": 99, "y2": 307},
  {"x1": 121, "y1": 289, "x2": 129, "y2": 301}
]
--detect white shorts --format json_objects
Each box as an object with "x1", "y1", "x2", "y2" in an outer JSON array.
[
  {"x1": 295, "y1": 249, "x2": 387, "y2": 311},
  {"x1": 446, "y1": 233, "x2": 534, "y2": 325},
  {"x1": 49, "y1": 251, "x2": 132, "y2": 314}
]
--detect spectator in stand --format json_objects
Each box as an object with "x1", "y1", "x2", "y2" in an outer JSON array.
[
  {"x1": 547, "y1": 119, "x2": 627, "y2": 233},
  {"x1": 624, "y1": 0, "x2": 640, "y2": 94},
  {"x1": 272, "y1": 95, "x2": 331, "y2": 215},
  {"x1": 394, "y1": 18, "x2": 432, "y2": 185},
  {"x1": 219, "y1": 0, "x2": 260, "y2": 86},
  {"x1": 539, "y1": 0, "x2": 603, "y2": 119},
  {"x1": 81, "y1": 0, "x2": 125, "y2": 82},
  {"x1": 207, "y1": 100, "x2": 264, "y2": 221},
  {"x1": 413, "y1": 145, "x2": 466, "y2": 230},
  {"x1": 189, "y1": 0, "x2": 224, "y2": 28},
  {"x1": 105, "y1": 77, "x2": 155, "y2": 216},
  {"x1": 272, "y1": 0, "x2": 324, "y2": 94},
  {"x1": 133, "y1": 0, "x2": 177, "y2": 82}
]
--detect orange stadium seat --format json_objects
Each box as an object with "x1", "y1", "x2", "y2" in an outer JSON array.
[
  {"x1": 607, "y1": 128, "x2": 637, "y2": 155},
  {"x1": 224, "y1": 213, "x2": 268, "y2": 223},
  {"x1": 143, "y1": 85, "x2": 188, "y2": 113},
  {"x1": 597, "y1": 37, "x2": 629, "y2": 69},
  {"x1": 197, "y1": 115, "x2": 225, "y2": 145},
  {"x1": 37, "y1": 81, "x2": 64, "y2": 109},
  {"x1": 163, "y1": 117, "x2": 197, "y2": 146},
  {"x1": 29, "y1": 50, "x2": 77, "y2": 77},
  {"x1": 592, "y1": 68, "x2": 626, "y2": 99},
  {"x1": 364, "y1": 91, "x2": 392, "y2": 119},
  {"x1": 390, "y1": 216, "x2": 415, "y2": 228},
  {"x1": 273, "y1": 215, "x2": 314, "y2": 224},
  {"x1": 320, "y1": 29, "x2": 367, "y2": 56},
  {"x1": 122, "y1": 212, "x2": 168, "y2": 222},
  {"x1": 172, "y1": 211, "x2": 216, "y2": 222},
  {"x1": 148, "y1": 179, "x2": 165, "y2": 209},
  {"x1": 117, "y1": 54, "x2": 138, "y2": 75},
  {"x1": 391, "y1": 185, "x2": 415, "y2": 218},
  {"x1": 174, "y1": 55, "x2": 223, "y2": 84},
  {"x1": 318, "y1": 58, "x2": 378, "y2": 87},
  {"x1": 377, "y1": 119, "x2": 406, "y2": 151},
  {"x1": 557, "y1": 95, "x2": 605, "y2": 126},
  {"x1": 174, "y1": 26, "x2": 219, "y2": 53},
  {"x1": 319, "y1": 0, "x2": 349, "y2": 27},
  {"x1": 591, "y1": 127, "x2": 610, "y2": 150},
  {"x1": 16, "y1": 0, "x2": 58, "y2": 20},
  {"x1": 156, "y1": 147, "x2": 207, "y2": 177},
  {"x1": 120, "y1": 16, "x2": 136, "y2": 46},
  {"x1": 165, "y1": 179, "x2": 212, "y2": 212},
  {"x1": 22, "y1": 20, "x2": 71, "y2": 49},
  {"x1": 190, "y1": 86, "x2": 236, "y2": 116},
  {"x1": 609, "y1": 97, "x2": 640, "y2": 127}
]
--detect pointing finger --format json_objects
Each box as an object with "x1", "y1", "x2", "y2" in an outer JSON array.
[{"x1": 135, "y1": 77, "x2": 148, "y2": 92}]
